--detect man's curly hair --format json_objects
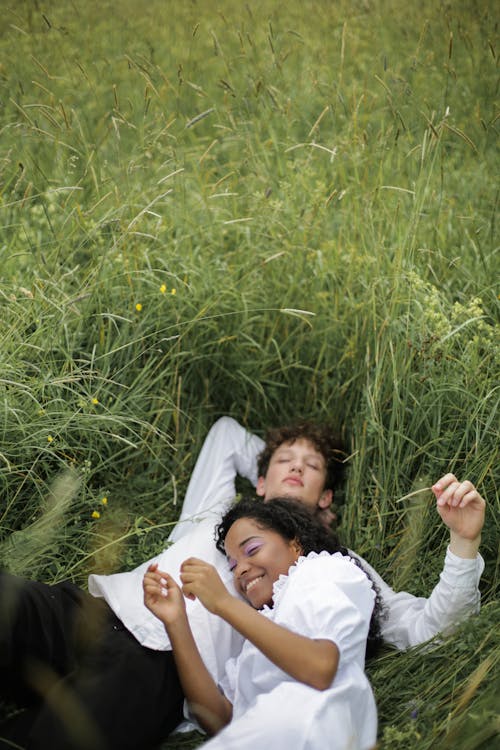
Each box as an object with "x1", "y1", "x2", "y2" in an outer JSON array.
[
  {"x1": 215, "y1": 496, "x2": 385, "y2": 655},
  {"x1": 256, "y1": 422, "x2": 346, "y2": 491}
]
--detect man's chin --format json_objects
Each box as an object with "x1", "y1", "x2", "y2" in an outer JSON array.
[{"x1": 264, "y1": 492, "x2": 309, "y2": 505}]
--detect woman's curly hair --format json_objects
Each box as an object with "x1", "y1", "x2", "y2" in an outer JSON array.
[{"x1": 215, "y1": 497, "x2": 385, "y2": 656}]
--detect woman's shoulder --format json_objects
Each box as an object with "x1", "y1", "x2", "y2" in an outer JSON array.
[
  {"x1": 272, "y1": 551, "x2": 371, "y2": 605},
  {"x1": 296, "y1": 550, "x2": 368, "y2": 580}
]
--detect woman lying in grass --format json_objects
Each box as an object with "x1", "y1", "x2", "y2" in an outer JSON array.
[{"x1": 143, "y1": 498, "x2": 383, "y2": 750}]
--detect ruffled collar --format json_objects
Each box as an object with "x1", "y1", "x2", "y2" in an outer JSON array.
[{"x1": 263, "y1": 550, "x2": 345, "y2": 611}]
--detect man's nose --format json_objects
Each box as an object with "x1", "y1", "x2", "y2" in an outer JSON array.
[{"x1": 290, "y1": 459, "x2": 304, "y2": 473}]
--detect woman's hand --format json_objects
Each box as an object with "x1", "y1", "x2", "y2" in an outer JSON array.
[
  {"x1": 143, "y1": 563, "x2": 186, "y2": 625},
  {"x1": 180, "y1": 557, "x2": 233, "y2": 615}
]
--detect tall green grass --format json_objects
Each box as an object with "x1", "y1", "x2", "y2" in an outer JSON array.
[{"x1": 0, "y1": 1, "x2": 498, "y2": 747}]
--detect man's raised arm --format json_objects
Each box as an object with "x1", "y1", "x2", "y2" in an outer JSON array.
[
  {"x1": 357, "y1": 473, "x2": 485, "y2": 650},
  {"x1": 168, "y1": 417, "x2": 264, "y2": 543}
]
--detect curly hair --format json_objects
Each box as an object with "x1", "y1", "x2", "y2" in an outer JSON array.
[
  {"x1": 215, "y1": 497, "x2": 385, "y2": 655},
  {"x1": 256, "y1": 422, "x2": 346, "y2": 491}
]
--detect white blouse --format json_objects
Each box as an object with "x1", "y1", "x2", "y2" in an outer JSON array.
[{"x1": 207, "y1": 551, "x2": 377, "y2": 750}]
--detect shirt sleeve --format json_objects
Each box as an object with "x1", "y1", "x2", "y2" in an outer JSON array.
[
  {"x1": 218, "y1": 654, "x2": 239, "y2": 705},
  {"x1": 356, "y1": 549, "x2": 484, "y2": 650},
  {"x1": 274, "y1": 555, "x2": 375, "y2": 669},
  {"x1": 168, "y1": 417, "x2": 265, "y2": 543}
]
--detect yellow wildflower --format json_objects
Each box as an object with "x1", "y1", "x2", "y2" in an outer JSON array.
[
  {"x1": 160, "y1": 284, "x2": 167, "y2": 294},
  {"x1": 171, "y1": 288, "x2": 177, "y2": 296},
  {"x1": 135, "y1": 303, "x2": 143, "y2": 312},
  {"x1": 101, "y1": 496, "x2": 108, "y2": 505},
  {"x1": 91, "y1": 397, "x2": 99, "y2": 405},
  {"x1": 47, "y1": 435, "x2": 53, "y2": 443},
  {"x1": 92, "y1": 510, "x2": 101, "y2": 519}
]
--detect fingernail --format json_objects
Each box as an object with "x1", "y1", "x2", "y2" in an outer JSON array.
[
  {"x1": 160, "y1": 578, "x2": 167, "y2": 586},
  {"x1": 161, "y1": 587, "x2": 168, "y2": 597}
]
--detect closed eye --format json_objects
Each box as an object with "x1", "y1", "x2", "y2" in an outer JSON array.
[{"x1": 244, "y1": 542, "x2": 264, "y2": 556}]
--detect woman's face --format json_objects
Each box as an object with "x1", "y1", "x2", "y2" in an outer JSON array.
[{"x1": 224, "y1": 517, "x2": 301, "y2": 609}]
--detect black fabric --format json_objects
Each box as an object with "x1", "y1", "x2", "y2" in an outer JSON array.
[{"x1": 0, "y1": 573, "x2": 184, "y2": 750}]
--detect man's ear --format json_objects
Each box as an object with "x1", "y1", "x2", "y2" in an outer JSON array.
[
  {"x1": 318, "y1": 489, "x2": 333, "y2": 510},
  {"x1": 256, "y1": 476, "x2": 266, "y2": 497}
]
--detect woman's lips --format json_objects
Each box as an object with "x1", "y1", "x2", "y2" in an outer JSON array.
[{"x1": 245, "y1": 575, "x2": 264, "y2": 593}]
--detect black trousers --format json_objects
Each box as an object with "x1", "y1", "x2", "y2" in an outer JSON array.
[{"x1": 0, "y1": 573, "x2": 184, "y2": 750}]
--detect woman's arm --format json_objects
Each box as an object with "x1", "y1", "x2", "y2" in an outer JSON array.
[
  {"x1": 180, "y1": 559, "x2": 339, "y2": 691},
  {"x1": 218, "y1": 597, "x2": 338, "y2": 690},
  {"x1": 143, "y1": 565, "x2": 232, "y2": 734},
  {"x1": 167, "y1": 613, "x2": 233, "y2": 734}
]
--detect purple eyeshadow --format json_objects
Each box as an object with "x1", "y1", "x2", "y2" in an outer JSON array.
[{"x1": 244, "y1": 541, "x2": 263, "y2": 556}]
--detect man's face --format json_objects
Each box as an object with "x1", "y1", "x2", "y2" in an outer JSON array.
[{"x1": 256, "y1": 438, "x2": 333, "y2": 511}]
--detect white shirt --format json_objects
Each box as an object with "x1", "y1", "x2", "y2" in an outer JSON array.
[
  {"x1": 88, "y1": 417, "x2": 260, "y2": 688},
  {"x1": 206, "y1": 552, "x2": 377, "y2": 750},
  {"x1": 89, "y1": 416, "x2": 484, "y2": 663}
]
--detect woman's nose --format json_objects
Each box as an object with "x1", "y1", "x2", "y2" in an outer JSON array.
[{"x1": 234, "y1": 559, "x2": 250, "y2": 578}]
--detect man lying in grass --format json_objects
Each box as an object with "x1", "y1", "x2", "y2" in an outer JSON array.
[
  {"x1": 143, "y1": 497, "x2": 383, "y2": 750},
  {"x1": 0, "y1": 418, "x2": 485, "y2": 750}
]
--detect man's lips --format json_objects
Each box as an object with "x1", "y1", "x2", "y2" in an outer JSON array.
[{"x1": 284, "y1": 476, "x2": 304, "y2": 486}]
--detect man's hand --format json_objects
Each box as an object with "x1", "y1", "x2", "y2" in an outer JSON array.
[
  {"x1": 432, "y1": 474, "x2": 486, "y2": 558},
  {"x1": 143, "y1": 563, "x2": 186, "y2": 625},
  {"x1": 180, "y1": 558, "x2": 233, "y2": 615}
]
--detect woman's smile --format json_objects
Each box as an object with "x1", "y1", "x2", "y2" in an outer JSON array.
[{"x1": 225, "y1": 517, "x2": 302, "y2": 609}]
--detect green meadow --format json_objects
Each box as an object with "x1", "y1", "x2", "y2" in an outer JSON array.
[{"x1": 0, "y1": 0, "x2": 498, "y2": 747}]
